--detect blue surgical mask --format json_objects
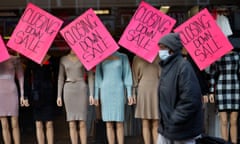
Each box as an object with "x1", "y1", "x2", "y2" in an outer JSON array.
[{"x1": 158, "y1": 50, "x2": 170, "y2": 60}]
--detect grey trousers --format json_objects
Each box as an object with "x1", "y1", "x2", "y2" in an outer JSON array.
[{"x1": 157, "y1": 134, "x2": 201, "y2": 144}]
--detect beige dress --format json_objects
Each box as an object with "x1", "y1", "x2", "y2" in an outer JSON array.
[
  {"x1": 57, "y1": 54, "x2": 94, "y2": 121},
  {"x1": 132, "y1": 56, "x2": 160, "y2": 119}
]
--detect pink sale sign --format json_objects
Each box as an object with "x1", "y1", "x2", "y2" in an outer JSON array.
[
  {"x1": 174, "y1": 8, "x2": 233, "y2": 70},
  {"x1": 7, "y1": 3, "x2": 63, "y2": 64},
  {"x1": 60, "y1": 8, "x2": 119, "y2": 70},
  {"x1": 118, "y1": 1, "x2": 176, "y2": 63},
  {"x1": 0, "y1": 35, "x2": 10, "y2": 63}
]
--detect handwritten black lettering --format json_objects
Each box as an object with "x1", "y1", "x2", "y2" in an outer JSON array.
[
  {"x1": 134, "y1": 5, "x2": 172, "y2": 31},
  {"x1": 178, "y1": 14, "x2": 210, "y2": 45},
  {"x1": 77, "y1": 29, "x2": 109, "y2": 62},
  {"x1": 127, "y1": 27, "x2": 151, "y2": 50},
  {"x1": 25, "y1": 25, "x2": 44, "y2": 39},
  {"x1": 12, "y1": 6, "x2": 62, "y2": 55},
  {"x1": 193, "y1": 30, "x2": 212, "y2": 48},
  {"x1": 63, "y1": 14, "x2": 98, "y2": 46},
  {"x1": 21, "y1": 7, "x2": 60, "y2": 36},
  {"x1": 193, "y1": 31, "x2": 222, "y2": 62},
  {"x1": 14, "y1": 31, "x2": 43, "y2": 52},
  {"x1": 128, "y1": 5, "x2": 172, "y2": 51}
]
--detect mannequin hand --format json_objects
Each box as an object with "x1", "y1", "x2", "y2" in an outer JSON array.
[
  {"x1": 128, "y1": 97, "x2": 134, "y2": 105},
  {"x1": 89, "y1": 96, "x2": 95, "y2": 105},
  {"x1": 57, "y1": 97, "x2": 62, "y2": 107},
  {"x1": 202, "y1": 95, "x2": 209, "y2": 103},
  {"x1": 20, "y1": 96, "x2": 25, "y2": 107},
  {"x1": 132, "y1": 95, "x2": 137, "y2": 104},
  {"x1": 24, "y1": 99, "x2": 30, "y2": 107},
  {"x1": 209, "y1": 94, "x2": 215, "y2": 103},
  {"x1": 95, "y1": 99, "x2": 99, "y2": 106}
]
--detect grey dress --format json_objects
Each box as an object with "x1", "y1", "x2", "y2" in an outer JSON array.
[
  {"x1": 58, "y1": 55, "x2": 94, "y2": 121},
  {"x1": 132, "y1": 56, "x2": 160, "y2": 119}
]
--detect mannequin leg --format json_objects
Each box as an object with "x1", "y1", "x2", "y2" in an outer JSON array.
[
  {"x1": 142, "y1": 119, "x2": 150, "y2": 144},
  {"x1": 152, "y1": 119, "x2": 159, "y2": 144},
  {"x1": 69, "y1": 121, "x2": 78, "y2": 144},
  {"x1": 11, "y1": 116, "x2": 20, "y2": 144},
  {"x1": 219, "y1": 112, "x2": 228, "y2": 141},
  {"x1": 0, "y1": 117, "x2": 11, "y2": 144},
  {"x1": 46, "y1": 121, "x2": 54, "y2": 144},
  {"x1": 79, "y1": 120, "x2": 87, "y2": 144},
  {"x1": 116, "y1": 122, "x2": 124, "y2": 144},
  {"x1": 229, "y1": 112, "x2": 238, "y2": 144},
  {"x1": 36, "y1": 121, "x2": 45, "y2": 144},
  {"x1": 106, "y1": 122, "x2": 115, "y2": 144}
]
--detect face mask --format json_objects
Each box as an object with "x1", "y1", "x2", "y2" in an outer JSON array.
[{"x1": 158, "y1": 50, "x2": 170, "y2": 60}]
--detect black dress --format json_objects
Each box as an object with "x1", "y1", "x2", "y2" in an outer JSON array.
[{"x1": 25, "y1": 59, "x2": 57, "y2": 122}]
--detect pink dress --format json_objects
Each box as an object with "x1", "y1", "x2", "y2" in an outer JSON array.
[{"x1": 0, "y1": 56, "x2": 24, "y2": 116}]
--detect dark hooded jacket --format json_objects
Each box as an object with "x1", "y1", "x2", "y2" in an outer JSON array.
[{"x1": 158, "y1": 52, "x2": 203, "y2": 140}]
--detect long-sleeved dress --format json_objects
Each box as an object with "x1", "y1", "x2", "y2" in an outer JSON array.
[
  {"x1": 94, "y1": 52, "x2": 133, "y2": 122},
  {"x1": 209, "y1": 51, "x2": 240, "y2": 111},
  {"x1": 24, "y1": 59, "x2": 57, "y2": 121},
  {"x1": 58, "y1": 55, "x2": 94, "y2": 121},
  {"x1": 0, "y1": 56, "x2": 24, "y2": 116},
  {"x1": 132, "y1": 56, "x2": 160, "y2": 119}
]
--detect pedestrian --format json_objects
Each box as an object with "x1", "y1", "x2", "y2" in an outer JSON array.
[{"x1": 157, "y1": 33, "x2": 203, "y2": 144}]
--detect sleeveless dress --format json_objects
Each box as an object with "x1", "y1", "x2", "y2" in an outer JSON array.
[{"x1": 0, "y1": 56, "x2": 23, "y2": 117}]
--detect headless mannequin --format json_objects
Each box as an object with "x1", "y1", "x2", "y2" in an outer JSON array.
[
  {"x1": 209, "y1": 94, "x2": 238, "y2": 143},
  {"x1": 141, "y1": 119, "x2": 158, "y2": 144},
  {"x1": 34, "y1": 121, "x2": 54, "y2": 144},
  {"x1": 94, "y1": 54, "x2": 134, "y2": 144},
  {"x1": 0, "y1": 53, "x2": 24, "y2": 144},
  {"x1": 208, "y1": 51, "x2": 239, "y2": 144},
  {"x1": 0, "y1": 116, "x2": 22, "y2": 144},
  {"x1": 24, "y1": 54, "x2": 54, "y2": 144},
  {"x1": 57, "y1": 50, "x2": 94, "y2": 144},
  {"x1": 132, "y1": 57, "x2": 160, "y2": 144}
]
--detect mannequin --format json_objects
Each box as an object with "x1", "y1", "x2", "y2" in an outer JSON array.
[
  {"x1": 208, "y1": 50, "x2": 240, "y2": 144},
  {"x1": 94, "y1": 51, "x2": 133, "y2": 144},
  {"x1": 24, "y1": 54, "x2": 57, "y2": 144},
  {"x1": 57, "y1": 49, "x2": 94, "y2": 144},
  {"x1": 132, "y1": 55, "x2": 160, "y2": 144},
  {"x1": 0, "y1": 54, "x2": 24, "y2": 144}
]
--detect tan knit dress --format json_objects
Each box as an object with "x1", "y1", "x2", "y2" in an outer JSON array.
[{"x1": 132, "y1": 56, "x2": 160, "y2": 119}]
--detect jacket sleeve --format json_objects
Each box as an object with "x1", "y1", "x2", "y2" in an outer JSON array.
[{"x1": 170, "y1": 61, "x2": 202, "y2": 124}]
